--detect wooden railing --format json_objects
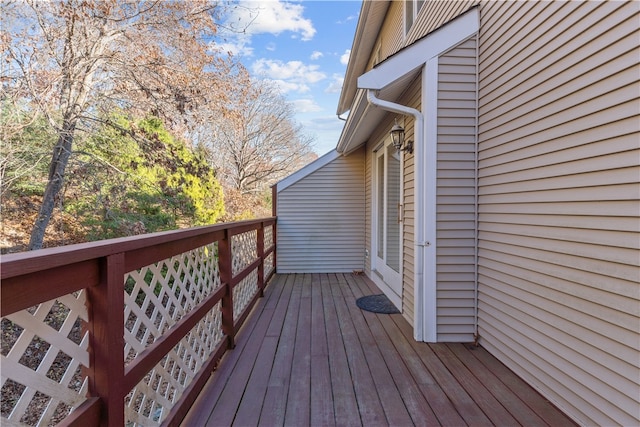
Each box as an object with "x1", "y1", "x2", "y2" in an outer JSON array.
[{"x1": 1, "y1": 218, "x2": 276, "y2": 426}]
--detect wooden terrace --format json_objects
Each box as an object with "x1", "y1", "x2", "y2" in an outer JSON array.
[
  {"x1": 1, "y1": 219, "x2": 575, "y2": 426},
  {"x1": 183, "y1": 272, "x2": 575, "y2": 427}
]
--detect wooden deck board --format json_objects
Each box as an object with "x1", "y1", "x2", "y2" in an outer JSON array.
[
  {"x1": 320, "y1": 273, "x2": 361, "y2": 427},
  {"x1": 259, "y1": 274, "x2": 301, "y2": 426},
  {"x1": 346, "y1": 274, "x2": 451, "y2": 426},
  {"x1": 467, "y1": 342, "x2": 577, "y2": 427},
  {"x1": 182, "y1": 273, "x2": 576, "y2": 427},
  {"x1": 390, "y1": 312, "x2": 496, "y2": 426},
  {"x1": 285, "y1": 273, "x2": 312, "y2": 426},
  {"x1": 338, "y1": 274, "x2": 415, "y2": 426},
  {"x1": 309, "y1": 274, "x2": 334, "y2": 427},
  {"x1": 446, "y1": 343, "x2": 549, "y2": 427},
  {"x1": 329, "y1": 273, "x2": 387, "y2": 425}
]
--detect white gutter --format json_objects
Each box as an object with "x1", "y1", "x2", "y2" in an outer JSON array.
[{"x1": 366, "y1": 89, "x2": 430, "y2": 342}]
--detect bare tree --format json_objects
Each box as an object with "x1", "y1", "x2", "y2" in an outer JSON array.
[
  {"x1": 2, "y1": 0, "x2": 234, "y2": 249},
  {"x1": 205, "y1": 76, "x2": 317, "y2": 195}
]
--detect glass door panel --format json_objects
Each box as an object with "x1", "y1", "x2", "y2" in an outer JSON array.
[
  {"x1": 373, "y1": 143, "x2": 402, "y2": 300},
  {"x1": 377, "y1": 154, "x2": 385, "y2": 259},
  {"x1": 386, "y1": 146, "x2": 401, "y2": 273}
]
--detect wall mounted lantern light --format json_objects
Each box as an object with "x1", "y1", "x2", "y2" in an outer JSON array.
[{"x1": 390, "y1": 123, "x2": 413, "y2": 154}]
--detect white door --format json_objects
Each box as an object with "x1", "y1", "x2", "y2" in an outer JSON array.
[{"x1": 373, "y1": 143, "x2": 402, "y2": 306}]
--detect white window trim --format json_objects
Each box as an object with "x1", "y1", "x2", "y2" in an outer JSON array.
[
  {"x1": 370, "y1": 131, "x2": 404, "y2": 311},
  {"x1": 404, "y1": 0, "x2": 425, "y2": 36}
]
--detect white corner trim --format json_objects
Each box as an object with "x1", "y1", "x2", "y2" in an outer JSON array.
[
  {"x1": 276, "y1": 149, "x2": 340, "y2": 192},
  {"x1": 423, "y1": 57, "x2": 439, "y2": 343},
  {"x1": 357, "y1": 7, "x2": 479, "y2": 91}
]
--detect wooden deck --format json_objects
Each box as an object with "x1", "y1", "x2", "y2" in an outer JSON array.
[{"x1": 182, "y1": 273, "x2": 574, "y2": 426}]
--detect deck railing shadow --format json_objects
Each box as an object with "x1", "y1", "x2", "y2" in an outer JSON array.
[{"x1": 1, "y1": 217, "x2": 276, "y2": 426}]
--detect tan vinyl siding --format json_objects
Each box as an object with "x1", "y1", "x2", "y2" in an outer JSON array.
[
  {"x1": 436, "y1": 37, "x2": 478, "y2": 342},
  {"x1": 372, "y1": 0, "x2": 478, "y2": 67},
  {"x1": 401, "y1": 79, "x2": 420, "y2": 326},
  {"x1": 277, "y1": 148, "x2": 365, "y2": 273},
  {"x1": 477, "y1": 1, "x2": 640, "y2": 425},
  {"x1": 364, "y1": 145, "x2": 372, "y2": 275},
  {"x1": 365, "y1": 1, "x2": 403, "y2": 72},
  {"x1": 382, "y1": 1, "x2": 404, "y2": 61},
  {"x1": 407, "y1": 0, "x2": 478, "y2": 46}
]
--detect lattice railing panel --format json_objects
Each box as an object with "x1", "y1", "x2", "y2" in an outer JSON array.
[
  {"x1": 264, "y1": 224, "x2": 274, "y2": 250},
  {"x1": 123, "y1": 243, "x2": 220, "y2": 362},
  {"x1": 124, "y1": 301, "x2": 224, "y2": 426},
  {"x1": 264, "y1": 252, "x2": 275, "y2": 280},
  {"x1": 1, "y1": 291, "x2": 90, "y2": 426},
  {"x1": 231, "y1": 230, "x2": 257, "y2": 276},
  {"x1": 233, "y1": 269, "x2": 259, "y2": 321},
  {"x1": 2, "y1": 218, "x2": 276, "y2": 426}
]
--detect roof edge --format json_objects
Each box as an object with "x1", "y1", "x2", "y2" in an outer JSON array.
[
  {"x1": 337, "y1": 1, "x2": 390, "y2": 116},
  {"x1": 275, "y1": 149, "x2": 341, "y2": 192}
]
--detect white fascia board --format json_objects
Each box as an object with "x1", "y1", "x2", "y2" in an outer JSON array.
[
  {"x1": 357, "y1": 7, "x2": 479, "y2": 90},
  {"x1": 336, "y1": 89, "x2": 369, "y2": 154},
  {"x1": 338, "y1": 1, "x2": 390, "y2": 115},
  {"x1": 276, "y1": 149, "x2": 341, "y2": 192}
]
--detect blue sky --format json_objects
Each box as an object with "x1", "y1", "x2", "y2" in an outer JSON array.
[{"x1": 219, "y1": 1, "x2": 362, "y2": 155}]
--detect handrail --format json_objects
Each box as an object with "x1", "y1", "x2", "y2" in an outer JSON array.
[{"x1": 0, "y1": 217, "x2": 277, "y2": 426}]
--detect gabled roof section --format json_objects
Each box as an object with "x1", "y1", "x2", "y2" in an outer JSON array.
[
  {"x1": 275, "y1": 149, "x2": 341, "y2": 192},
  {"x1": 336, "y1": 6, "x2": 479, "y2": 155},
  {"x1": 337, "y1": 1, "x2": 390, "y2": 116}
]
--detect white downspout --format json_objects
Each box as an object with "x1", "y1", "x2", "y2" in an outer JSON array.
[{"x1": 366, "y1": 89, "x2": 427, "y2": 342}]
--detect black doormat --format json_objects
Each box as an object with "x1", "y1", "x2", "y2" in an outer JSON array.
[{"x1": 356, "y1": 294, "x2": 400, "y2": 314}]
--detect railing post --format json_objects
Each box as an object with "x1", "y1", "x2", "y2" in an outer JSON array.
[
  {"x1": 272, "y1": 220, "x2": 277, "y2": 275},
  {"x1": 257, "y1": 224, "x2": 265, "y2": 297},
  {"x1": 86, "y1": 253, "x2": 125, "y2": 426},
  {"x1": 219, "y1": 230, "x2": 235, "y2": 349},
  {"x1": 271, "y1": 185, "x2": 277, "y2": 217}
]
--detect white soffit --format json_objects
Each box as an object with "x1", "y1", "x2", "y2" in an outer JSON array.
[{"x1": 358, "y1": 7, "x2": 479, "y2": 90}]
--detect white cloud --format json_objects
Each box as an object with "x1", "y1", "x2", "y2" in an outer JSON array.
[
  {"x1": 310, "y1": 51, "x2": 323, "y2": 60},
  {"x1": 340, "y1": 49, "x2": 351, "y2": 65},
  {"x1": 299, "y1": 115, "x2": 347, "y2": 155},
  {"x1": 269, "y1": 80, "x2": 310, "y2": 94},
  {"x1": 252, "y1": 59, "x2": 326, "y2": 94},
  {"x1": 217, "y1": 39, "x2": 254, "y2": 57},
  {"x1": 265, "y1": 42, "x2": 276, "y2": 51},
  {"x1": 226, "y1": 1, "x2": 316, "y2": 41},
  {"x1": 290, "y1": 98, "x2": 323, "y2": 113},
  {"x1": 324, "y1": 74, "x2": 344, "y2": 94},
  {"x1": 336, "y1": 14, "x2": 358, "y2": 24}
]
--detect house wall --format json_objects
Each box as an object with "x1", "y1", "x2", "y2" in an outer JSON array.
[
  {"x1": 341, "y1": 0, "x2": 638, "y2": 424},
  {"x1": 362, "y1": 92, "x2": 416, "y2": 324},
  {"x1": 361, "y1": 1, "x2": 479, "y2": 334},
  {"x1": 276, "y1": 148, "x2": 365, "y2": 273},
  {"x1": 476, "y1": 1, "x2": 640, "y2": 425},
  {"x1": 436, "y1": 37, "x2": 478, "y2": 342}
]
